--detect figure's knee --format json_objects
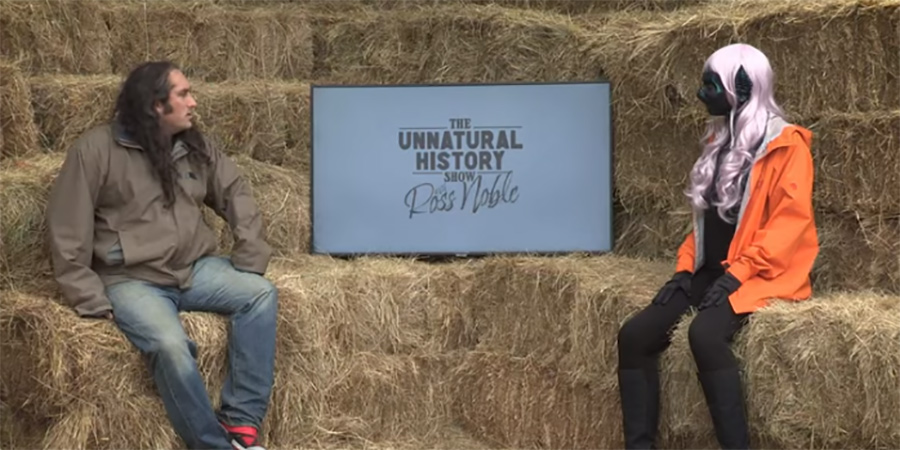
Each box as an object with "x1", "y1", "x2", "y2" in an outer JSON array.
[
  {"x1": 617, "y1": 317, "x2": 643, "y2": 354},
  {"x1": 688, "y1": 315, "x2": 733, "y2": 370},
  {"x1": 687, "y1": 316, "x2": 711, "y2": 353}
]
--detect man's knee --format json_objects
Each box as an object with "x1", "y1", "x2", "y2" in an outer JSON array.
[
  {"x1": 147, "y1": 335, "x2": 198, "y2": 376},
  {"x1": 241, "y1": 275, "x2": 278, "y2": 313}
]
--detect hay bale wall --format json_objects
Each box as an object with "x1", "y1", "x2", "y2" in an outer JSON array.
[
  {"x1": 454, "y1": 255, "x2": 671, "y2": 449},
  {"x1": 458, "y1": 256, "x2": 900, "y2": 450},
  {"x1": 0, "y1": 0, "x2": 112, "y2": 75},
  {"x1": 613, "y1": 206, "x2": 900, "y2": 294},
  {"x1": 310, "y1": 4, "x2": 594, "y2": 84},
  {"x1": 614, "y1": 109, "x2": 900, "y2": 216},
  {"x1": 0, "y1": 61, "x2": 40, "y2": 160},
  {"x1": 583, "y1": 0, "x2": 900, "y2": 118},
  {"x1": 281, "y1": 0, "x2": 706, "y2": 14},
  {"x1": 27, "y1": 75, "x2": 310, "y2": 170},
  {"x1": 264, "y1": 257, "x2": 478, "y2": 447},
  {"x1": 1, "y1": 257, "x2": 481, "y2": 449},
  {"x1": 658, "y1": 293, "x2": 900, "y2": 449},
  {"x1": 0, "y1": 155, "x2": 65, "y2": 288},
  {"x1": 0, "y1": 1, "x2": 313, "y2": 81},
  {"x1": 453, "y1": 351, "x2": 615, "y2": 449},
  {"x1": 0, "y1": 291, "x2": 230, "y2": 449},
  {"x1": 104, "y1": 2, "x2": 313, "y2": 82}
]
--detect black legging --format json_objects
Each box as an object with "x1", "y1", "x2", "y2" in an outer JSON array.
[{"x1": 617, "y1": 267, "x2": 750, "y2": 372}]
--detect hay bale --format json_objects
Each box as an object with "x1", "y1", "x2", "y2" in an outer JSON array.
[
  {"x1": 261, "y1": 256, "x2": 478, "y2": 447},
  {"x1": 1, "y1": 154, "x2": 309, "y2": 288},
  {"x1": 0, "y1": 155, "x2": 65, "y2": 289},
  {"x1": 459, "y1": 257, "x2": 899, "y2": 450},
  {"x1": 28, "y1": 74, "x2": 121, "y2": 153},
  {"x1": 0, "y1": 290, "x2": 230, "y2": 449},
  {"x1": 284, "y1": 83, "x2": 312, "y2": 172},
  {"x1": 452, "y1": 351, "x2": 618, "y2": 449},
  {"x1": 466, "y1": 255, "x2": 672, "y2": 376},
  {"x1": 268, "y1": 256, "x2": 478, "y2": 357},
  {"x1": 103, "y1": 2, "x2": 313, "y2": 82},
  {"x1": 256, "y1": 0, "x2": 704, "y2": 14},
  {"x1": 0, "y1": 400, "x2": 46, "y2": 450},
  {"x1": 810, "y1": 110, "x2": 900, "y2": 216},
  {"x1": 657, "y1": 292, "x2": 900, "y2": 449},
  {"x1": 583, "y1": 0, "x2": 900, "y2": 118},
  {"x1": 1, "y1": 256, "x2": 481, "y2": 449},
  {"x1": 201, "y1": 155, "x2": 309, "y2": 257},
  {"x1": 288, "y1": 352, "x2": 460, "y2": 448},
  {"x1": 613, "y1": 109, "x2": 706, "y2": 212},
  {"x1": 28, "y1": 75, "x2": 309, "y2": 169},
  {"x1": 614, "y1": 202, "x2": 693, "y2": 259},
  {"x1": 0, "y1": 61, "x2": 40, "y2": 160},
  {"x1": 194, "y1": 81, "x2": 310, "y2": 169},
  {"x1": 311, "y1": 4, "x2": 594, "y2": 84},
  {"x1": 0, "y1": 0, "x2": 112, "y2": 75},
  {"x1": 813, "y1": 212, "x2": 899, "y2": 294},
  {"x1": 611, "y1": 202, "x2": 899, "y2": 294},
  {"x1": 614, "y1": 109, "x2": 900, "y2": 216}
]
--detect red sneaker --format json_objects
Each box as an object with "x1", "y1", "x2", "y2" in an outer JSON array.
[{"x1": 221, "y1": 423, "x2": 265, "y2": 450}]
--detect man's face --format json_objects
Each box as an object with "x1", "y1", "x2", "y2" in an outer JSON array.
[{"x1": 156, "y1": 69, "x2": 196, "y2": 135}]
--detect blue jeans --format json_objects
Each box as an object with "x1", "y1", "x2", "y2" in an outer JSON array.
[{"x1": 106, "y1": 256, "x2": 277, "y2": 449}]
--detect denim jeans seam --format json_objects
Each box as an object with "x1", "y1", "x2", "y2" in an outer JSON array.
[{"x1": 159, "y1": 355, "x2": 211, "y2": 448}]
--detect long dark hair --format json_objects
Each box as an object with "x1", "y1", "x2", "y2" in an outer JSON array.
[{"x1": 113, "y1": 61, "x2": 210, "y2": 207}]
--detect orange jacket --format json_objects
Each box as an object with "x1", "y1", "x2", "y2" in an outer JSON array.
[{"x1": 675, "y1": 115, "x2": 819, "y2": 314}]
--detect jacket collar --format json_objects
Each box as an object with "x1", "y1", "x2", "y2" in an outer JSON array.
[
  {"x1": 112, "y1": 121, "x2": 143, "y2": 150},
  {"x1": 755, "y1": 114, "x2": 813, "y2": 161},
  {"x1": 112, "y1": 121, "x2": 190, "y2": 160}
]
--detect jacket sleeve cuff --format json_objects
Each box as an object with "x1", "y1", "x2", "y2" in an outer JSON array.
[
  {"x1": 726, "y1": 261, "x2": 755, "y2": 285},
  {"x1": 675, "y1": 258, "x2": 694, "y2": 274},
  {"x1": 232, "y1": 254, "x2": 270, "y2": 276},
  {"x1": 74, "y1": 297, "x2": 113, "y2": 318}
]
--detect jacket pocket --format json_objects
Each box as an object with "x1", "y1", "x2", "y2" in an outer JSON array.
[{"x1": 178, "y1": 170, "x2": 207, "y2": 204}]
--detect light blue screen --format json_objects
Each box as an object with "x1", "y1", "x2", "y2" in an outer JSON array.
[{"x1": 310, "y1": 82, "x2": 613, "y2": 255}]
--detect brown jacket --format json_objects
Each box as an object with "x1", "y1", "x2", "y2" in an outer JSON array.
[{"x1": 46, "y1": 122, "x2": 272, "y2": 317}]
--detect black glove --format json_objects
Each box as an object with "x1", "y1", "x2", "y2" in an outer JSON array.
[
  {"x1": 651, "y1": 271, "x2": 692, "y2": 306},
  {"x1": 698, "y1": 272, "x2": 741, "y2": 310}
]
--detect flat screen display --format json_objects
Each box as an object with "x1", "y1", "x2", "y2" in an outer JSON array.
[{"x1": 310, "y1": 81, "x2": 613, "y2": 256}]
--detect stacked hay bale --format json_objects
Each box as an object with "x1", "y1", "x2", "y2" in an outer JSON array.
[
  {"x1": 0, "y1": 256, "x2": 482, "y2": 449},
  {"x1": 1, "y1": 0, "x2": 898, "y2": 449}
]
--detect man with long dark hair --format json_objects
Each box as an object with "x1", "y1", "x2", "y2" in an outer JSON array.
[{"x1": 46, "y1": 61, "x2": 276, "y2": 450}]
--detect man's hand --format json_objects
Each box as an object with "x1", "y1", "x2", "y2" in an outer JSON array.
[
  {"x1": 86, "y1": 310, "x2": 114, "y2": 320},
  {"x1": 698, "y1": 272, "x2": 742, "y2": 310}
]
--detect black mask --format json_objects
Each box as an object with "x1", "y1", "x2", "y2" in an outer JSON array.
[{"x1": 697, "y1": 70, "x2": 732, "y2": 116}]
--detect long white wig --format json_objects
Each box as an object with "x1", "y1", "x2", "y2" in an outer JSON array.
[{"x1": 686, "y1": 43, "x2": 786, "y2": 222}]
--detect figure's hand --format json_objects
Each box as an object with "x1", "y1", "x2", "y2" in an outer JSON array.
[
  {"x1": 698, "y1": 273, "x2": 741, "y2": 310},
  {"x1": 652, "y1": 271, "x2": 692, "y2": 306}
]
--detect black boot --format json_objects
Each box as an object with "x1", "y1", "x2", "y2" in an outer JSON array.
[
  {"x1": 698, "y1": 368, "x2": 751, "y2": 449},
  {"x1": 618, "y1": 368, "x2": 660, "y2": 449}
]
